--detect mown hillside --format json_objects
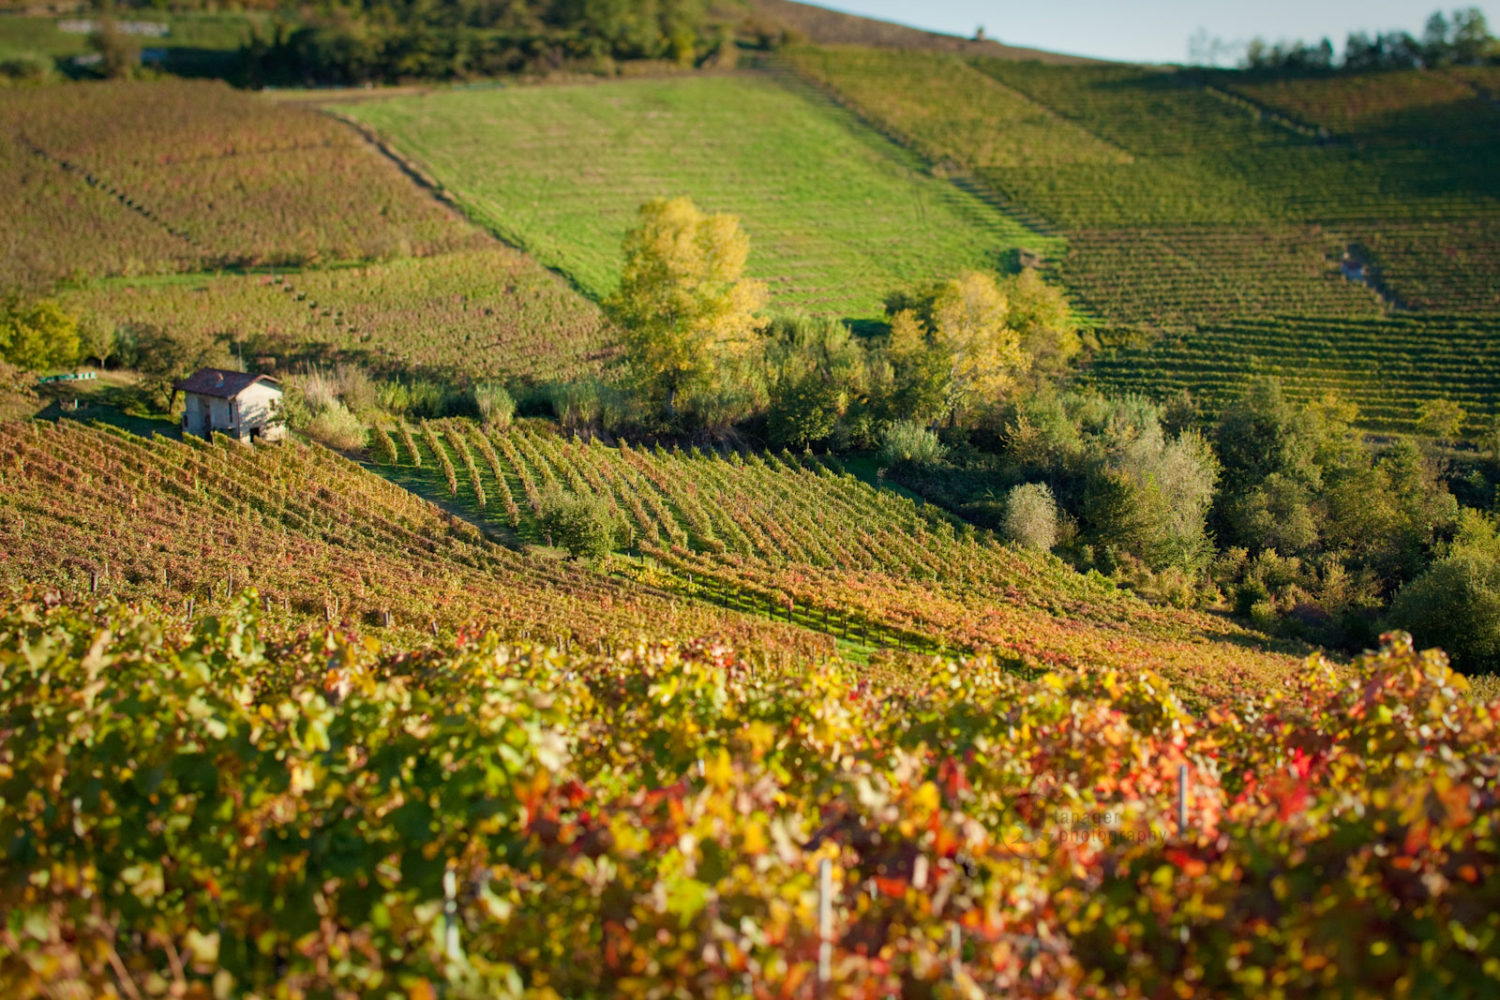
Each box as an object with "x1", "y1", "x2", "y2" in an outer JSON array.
[{"x1": 331, "y1": 75, "x2": 1057, "y2": 318}]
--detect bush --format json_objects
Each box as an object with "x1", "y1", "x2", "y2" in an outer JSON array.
[
  {"x1": 0, "y1": 50, "x2": 55, "y2": 85},
  {"x1": 878, "y1": 420, "x2": 946, "y2": 467},
  {"x1": 539, "y1": 488, "x2": 622, "y2": 560},
  {"x1": 1002, "y1": 482, "x2": 1058, "y2": 552},
  {"x1": 1387, "y1": 509, "x2": 1500, "y2": 673},
  {"x1": 298, "y1": 368, "x2": 342, "y2": 415},
  {"x1": 305, "y1": 401, "x2": 367, "y2": 451},
  {"x1": 474, "y1": 382, "x2": 515, "y2": 429}
]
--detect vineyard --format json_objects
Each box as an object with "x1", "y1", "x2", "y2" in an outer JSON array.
[
  {"x1": 62, "y1": 247, "x2": 616, "y2": 383},
  {"x1": 0, "y1": 420, "x2": 822, "y2": 655},
  {"x1": 331, "y1": 75, "x2": 1058, "y2": 318},
  {"x1": 3, "y1": 592, "x2": 1497, "y2": 998},
  {"x1": 1086, "y1": 313, "x2": 1500, "y2": 428},
  {"x1": 774, "y1": 49, "x2": 1500, "y2": 428},
  {"x1": 376, "y1": 419, "x2": 1301, "y2": 699},
  {"x1": 0, "y1": 80, "x2": 485, "y2": 288}
]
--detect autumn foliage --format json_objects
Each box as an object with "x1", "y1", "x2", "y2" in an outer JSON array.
[{"x1": 1, "y1": 593, "x2": 1496, "y2": 998}]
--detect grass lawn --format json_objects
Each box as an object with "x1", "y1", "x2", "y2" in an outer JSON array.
[{"x1": 332, "y1": 74, "x2": 1060, "y2": 320}]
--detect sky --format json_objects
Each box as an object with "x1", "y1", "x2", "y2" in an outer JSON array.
[{"x1": 811, "y1": 1, "x2": 1500, "y2": 63}]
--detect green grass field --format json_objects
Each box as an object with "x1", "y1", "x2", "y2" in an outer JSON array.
[{"x1": 332, "y1": 75, "x2": 1061, "y2": 319}]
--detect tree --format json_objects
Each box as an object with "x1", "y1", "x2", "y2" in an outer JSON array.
[
  {"x1": 883, "y1": 271, "x2": 1029, "y2": 427},
  {"x1": 1002, "y1": 482, "x2": 1058, "y2": 553},
  {"x1": 88, "y1": 16, "x2": 141, "y2": 80},
  {"x1": 1417, "y1": 397, "x2": 1465, "y2": 443},
  {"x1": 540, "y1": 488, "x2": 623, "y2": 559},
  {"x1": 1000, "y1": 268, "x2": 1079, "y2": 371},
  {"x1": 0, "y1": 297, "x2": 80, "y2": 371},
  {"x1": 882, "y1": 309, "x2": 949, "y2": 426},
  {"x1": 606, "y1": 196, "x2": 767, "y2": 421},
  {"x1": 930, "y1": 271, "x2": 1028, "y2": 422},
  {"x1": 1387, "y1": 509, "x2": 1500, "y2": 672},
  {"x1": 764, "y1": 314, "x2": 864, "y2": 448}
]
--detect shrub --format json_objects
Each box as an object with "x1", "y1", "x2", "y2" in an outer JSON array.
[
  {"x1": 305, "y1": 402, "x2": 366, "y2": 451},
  {"x1": 1387, "y1": 509, "x2": 1500, "y2": 673},
  {"x1": 1002, "y1": 482, "x2": 1058, "y2": 552},
  {"x1": 539, "y1": 488, "x2": 621, "y2": 560},
  {"x1": 298, "y1": 368, "x2": 342, "y2": 415},
  {"x1": 474, "y1": 382, "x2": 516, "y2": 429},
  {"x1": 878, "y1": 420, "x2": 946, "y2": 467},
  {"x1": 0, "y1": 50, "x2": 55, "y2": 85}
]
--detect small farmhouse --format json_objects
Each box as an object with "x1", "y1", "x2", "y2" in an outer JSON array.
[{"x1": 173, "y1": 369, "x2": 286, "y2": 443}]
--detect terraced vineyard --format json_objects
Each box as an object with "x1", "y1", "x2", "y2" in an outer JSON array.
[
  {"x1": 332, "y1": 75, "x2": 1059, "y2": 318},
  {"x1": 0, "y1": 80, "x2": 484, "y2": 288},
  {"x1": 62, "y1": 247, "x2": 616, "y2": 383},
  {"x1": 380, "y1": 419, "x2": 1300, "y2": 698},
  {"x1": 1087, "y1": 314, "x2": 1500, "y2": 428},
  {"x1": 784, "y1": 48, "x2": 1128, "y2": 169},
  {"x1": 0, "y1": 420, "x2": 823, "y2": 655},
  {"x1": 783, "y1": 49, "x2": 1500, "y2": 427}
]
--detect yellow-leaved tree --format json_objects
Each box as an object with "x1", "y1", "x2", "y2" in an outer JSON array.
[
  {"x1": 885, "y1": 270, "x2": 1030, "y2": 425},
  {"x1": 929, "y1": 271, "x2": 1027, "y2": 421},
  {"x1": 606, "y1": 196, "x2": 767, "y2": 420}
]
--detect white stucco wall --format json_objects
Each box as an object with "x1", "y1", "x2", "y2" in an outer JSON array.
[{"x1": 182, "y1": 383, "x2": 283, "y2": 440}]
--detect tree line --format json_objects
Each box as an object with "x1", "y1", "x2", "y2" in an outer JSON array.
[
  {"x1": 1189, "y1": 6, "x2": 1499, "y2": 73},
  {"x1": 237, "y1": 0, "x2": 741, "y2": 86}
]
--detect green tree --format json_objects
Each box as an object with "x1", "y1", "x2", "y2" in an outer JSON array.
[
  {"x1": 999, "y1": 268, "x2": 1079, "y2": 371},
  {"x1": 1387, "y1": 509, "x2": 1500, "y2": 672},
  {"x1": 883, "y1": 271, "x2": 1029, "y2": 427},
  {"x1": 1002, "y1": 482, "x2": 1059, "y2": 553},
  {"x1": 882, "y1": 309, "x2": 949, "y2": 426},
  {"x1": 540, "y1": 488, "x2": 624, "y2": 559},
  {"x1": 88, "y1": 16, "x2": 141, "y2": 80},
  {"x1": 0, "y1": 297, "x2": 80, "y2": 371},
  {"x1": 606, "y1": 196, "x2": 767, "y2": 421},
  {"x1": 1417, "y1": 397, "x2": 1465, "y2": 443},
  {"x1": 764, "y1": 315, "x2": 864, "y2": 448},
  {"x1": 929, "y1": 271, "x2": 1028, "y2": 423}
]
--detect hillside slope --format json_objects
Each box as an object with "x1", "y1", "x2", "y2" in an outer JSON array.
[
  {"x1": 0, "y1": 420, "x2": 821, "y2": 655},
  {"x1": 784, "y1": 49, "x2": 1500, "y2": 430},
  {"x1": 376, "y1": 418, "x2": 1303, "y2": 700},
  {"x1": 741, "y1": 0, "x2": 1100, "y2": 62},
  {"x1": 331, "y1": 75, "x2": 1058, "y2": 319}
]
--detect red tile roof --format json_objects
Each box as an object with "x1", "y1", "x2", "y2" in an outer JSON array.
[{"x1": 173, "y1": 368, "x2": 280, "y2": 399}]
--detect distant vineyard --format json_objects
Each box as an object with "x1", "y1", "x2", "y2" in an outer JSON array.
[
  {"x1": 380, "y1": 419, "x2": 1300, "y2": 698},
  {"x1": 63, "y1": 247, "x2": 616, "y2": 383},
  {"x1": 0, "y1": 80, "x2": 485, "y2": 287},
  {"x1": 0, "y1": 420, "x2": 823, "y2": 655},
  {"x1": 783, "y1": 49, "x2": 1498, "y2": 427},
  {"x1": 5, "y1": 593, "x2": 1497, "y2": 997},
  {"x1": 1086, "y1": 313, "x2": 1500, "y2": 429},
  {"x1": 332, "y1": 75, "x2": 1058, "y2": 318},
  {"x1": 783, "y1": 47, "x2": 1129, "y2": 169}
]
